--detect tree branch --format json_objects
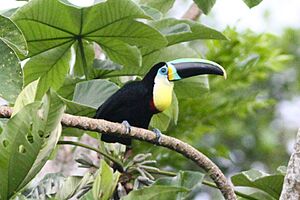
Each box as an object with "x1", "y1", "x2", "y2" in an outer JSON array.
[
  {"x1": 280, "y1": 129, "x2": 300, "y2": 200},
  {"x1": 182, "y1": 3, "x2": 202, "y2": 21},
  {"x1": 0, "y1": 106, "x2": 236, "y2": 200}
]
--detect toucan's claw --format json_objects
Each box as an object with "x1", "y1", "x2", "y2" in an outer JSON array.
[
  {"x1": 152, "y1": 128, "x2": 162, "y2": 143},
  {"x1": 122, "y1": 120, "x2": 131, "y2": 134}
]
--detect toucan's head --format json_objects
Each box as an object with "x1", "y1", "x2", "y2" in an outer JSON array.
[
  {"x1": 143, "y1": 58, "x2": 226, "y2": 84},
  {"x1": 144, "y1": 58, "x2": 226, "y2": 112},
  {"x1": 166, "y1": 58, "x2": 226, "y2": 80}
]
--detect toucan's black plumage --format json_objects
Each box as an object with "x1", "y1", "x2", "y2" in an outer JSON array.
[
  {"x1": 95, "y1": 62, "x2": 165, "y2": 146},
  {"x1": 95, "y1": 59, "x2": 226, "y2": 146}
]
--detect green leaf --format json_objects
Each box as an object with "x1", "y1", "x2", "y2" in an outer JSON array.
[
  {"x1": 122, "y1": 171, "x2": 202, "y2": 200},
  {"x1": 25, "y1": 173, "x2": 65, "y2": 199},
  {"x1": 109, "y1": 43, "x2": 199, "y2": 77},
  {"x1": 193, "y1": 0, "x2": 216, "y2": 14},
  {"x1": 0, "y1": 40, "x2": 23, "y2": 103},
  {"x1": 150, "y1": 19, "x2": 227, "y2": 46},
  {"x1": 57, "y1": 76, "x2": 83, "y2": 100},
  {"x1": 0, "y1": 15, "x2": 27, "y2": 55},
  {"x1": 140, "y1": 0, "x2": 175, "y2": 13},
  {"x1": 62, "y1": 98, "x2": 96, "y2": 117},
  {"x1": 122, "y1": 185, "x2": 188, "y2": 200},
  {"x1": 174, "y1": 76, "x2": 209, "y2": 99},
  {"x1": 23, "y1": 41, "x2": 72, "y2": 100},
  {"x1": 0, "y1": 8, "x2": 20, "y2": 18},
  {"x1": 92, "y1": 160, "x2": 120, "y2": 200},
  {"x1": 107, "y1": 18, "x2": 226, "y2": 77},
  {"x1": 12, "y1": 0, "x2": 167, "y2": 97},
  {"x1": 154, "y1": 170, "x2": 204, "y2": 200},
  {"x1": 73, "y1": 79, "x2": 119, "y2": 109},
  {"x1": 96, "y1": 38, "x2": 142, "y2": 70},
  {"x1": 0, "y1": 15, "x2": 26, "y2": 103},
  {"x1": 242, "y1": 0, "x2": 263, "y2": 8},
  {"x1": 62, "y1": 127, "x2": 98, "y2": 138},
  {"x1": 13, "y1": 80, "x2": 38, "y2": 115},
  {"x1": 237, "y1": 191, "x2": 274, "y2": 200},
  {"x1": 81, "y1": 191, "x2": 94, "y2": 200},
  {"x1": 0, "y1": 91, "x2": 65, "y2": 199},
  {"x1": 141, "y1": 5, "x2": 163, "y2": 20},
  {"x1": 73, "y1": 40, "x2": 95, "y2": 78},
  {"x1": 55, "y1": 173, "x2": 93, "y2": 200},
  {"x1": 150, "y1": 92, "x2": 178, "y2": 130},
  {"x1": 91, "y1": 59, "x2": 123, "y2": 78},
  {"x1": 150, "y1": 111, "x2": 171, "y2": 131},
  {"x1": 0, "y1": 121, "x2": 3, "y2": 133},
  {"x1": 231, "y1": 169, "x2": 284, "y2": 199},
  {"x1": 142, "y1": 44, "x2": 199, "y2": 75}
]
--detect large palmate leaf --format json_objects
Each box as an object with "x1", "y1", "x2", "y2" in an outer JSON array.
[
  {"x1": 12, "y1": 0, "x2": 167, "y2": 99},
  {"x1": 109, "y1": 44, "x2": 199, "y2": 77},
  {"x1": 150, "y1": 19, "x2": 227, "y2": 46},
  {"x1": 231, "y1": 169, "x2": 284, "y2": 199},
  {"x1": 108, "y1": 18, "x2": 226, "y2": 77},
  {"x1": 0, "y1": 91, "x2": 65, "y2": 199},
  {"x1": 0, "y1": 15, "x2": 27, "y2": 103}
]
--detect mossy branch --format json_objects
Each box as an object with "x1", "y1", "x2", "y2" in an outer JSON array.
[{"x1": 0, "y1": 105, "x2": 236, "y2": 199}]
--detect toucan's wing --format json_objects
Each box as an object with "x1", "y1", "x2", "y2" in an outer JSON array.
[{"x1": 94, "y1": 81, "x2": 148, "y2": 119}]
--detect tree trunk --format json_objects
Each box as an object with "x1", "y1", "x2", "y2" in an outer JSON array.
[{"x1": 280, "y1": 129, "x2": 300, "y2": 200}]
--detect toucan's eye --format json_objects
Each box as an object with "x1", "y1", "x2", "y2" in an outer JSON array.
[{"x1": 160, "y1": 67, "x2": 168, "y2": 75}]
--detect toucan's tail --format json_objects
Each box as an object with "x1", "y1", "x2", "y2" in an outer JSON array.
[{"x1": 101, "y1": 134, "x2": 132, "y2": 146}]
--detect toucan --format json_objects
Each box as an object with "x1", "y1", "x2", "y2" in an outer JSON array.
[{"x1": 95, "y1": 58, "x2": 226, "y2": 146}]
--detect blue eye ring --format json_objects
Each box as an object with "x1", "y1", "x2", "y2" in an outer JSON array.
[{"x1": 160, "y1": 66, "x2": 168, "y2": 74}]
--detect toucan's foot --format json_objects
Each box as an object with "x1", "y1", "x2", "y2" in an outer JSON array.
[
  {"x1": 122, "y1": 120, "x2": 131, "y2": 134},
  {"x1": 152, "y1": 128, "x2": 162, "y2": 143}
]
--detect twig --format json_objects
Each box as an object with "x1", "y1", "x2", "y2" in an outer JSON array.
[
  {"x1": 57, "y1": 140, "x2": 123, "y2": 170},
  {"x1": 280, "y1": 129, "x2": 300, "y2": 200},
  {"x1": 0, "y1": 106, "x2": 236, "y2": 200},
  {"x1": 182, "y1": 3, "x2": 202, "y2": 21}
]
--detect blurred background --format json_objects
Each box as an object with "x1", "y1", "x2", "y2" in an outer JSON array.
[{"x1": 1, "y1": 0, "x2": 300, "y2": 199}]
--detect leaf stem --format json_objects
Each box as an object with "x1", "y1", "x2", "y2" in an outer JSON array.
[
  {"x1": 57, "y1": 140, "x2": 123, "y2": 171},
  {"x1": 77, "y1": 38, "x2": 89, "y2": 79},
  {"x1": 145, "y1": 169, "x2": 259, "y2": 200}
]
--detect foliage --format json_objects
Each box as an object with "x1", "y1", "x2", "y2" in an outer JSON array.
[
  {"x1": 0, "y1": 15, "x2": 26, "y2": 103},
  {"x1": 0, "y1": 91, "x2": 64, "y2": 199},
  {"x1": 231, "y1": 168, "x2": 285, "y2": 200},
  {"x1": 92, "y1": 160, "x2": 120, "y2": 200},
  {"x1": 275, "y1": 28, "x2": 300, "y2": 97},
  {"x1": 136, "y1": 28, "x2": 291, "y2": 174}
]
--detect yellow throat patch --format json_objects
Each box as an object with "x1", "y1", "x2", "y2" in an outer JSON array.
[{"x1": 153, "y1": 75, "x2": 174, "y2": 112}]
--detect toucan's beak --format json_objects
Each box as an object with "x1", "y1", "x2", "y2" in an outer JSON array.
[{"x1": 167, "y1": 58, "x2": 227, "y2": 81}]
